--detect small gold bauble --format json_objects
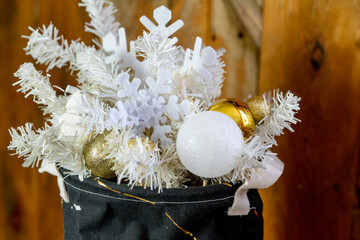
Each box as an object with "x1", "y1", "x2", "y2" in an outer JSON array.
[
  {"x1": 246, "y1": 96, "x2": 271, "y2": 124},
  {"x1": 128, "y1": 137, "x2": 156, "y2": 151},
  {"x1": 83, "y1": 132, "x2": 116, "y2": 179},
  {"x1": 209, "y1": 99, "x2": 256, "y2": 139}
]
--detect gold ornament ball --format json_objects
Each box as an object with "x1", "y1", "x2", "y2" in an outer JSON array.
[
  {"x1": 246, "y1": 96, "x2": 271, "y2": 124},
  {"x1": 83, "y1": 132, "x2": 116, "y2": 179},
  {"x1": 128, "y1": 137, "x2": 156, "y2": 151},
  {"x1": 209, "y1": 99, "x2": 256, "y2": 139}
]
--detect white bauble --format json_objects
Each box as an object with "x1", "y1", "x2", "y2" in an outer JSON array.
[{"x1": 176, "y1": 111, "x2": 244, "y2": 178}]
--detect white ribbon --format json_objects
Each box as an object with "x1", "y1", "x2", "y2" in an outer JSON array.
[
  {"x1": 37, "y1": 85, "x2": 85, "y2": 203},
  {"x1": 228, "y1": 155, "x2": 284, "y2": 216},
  {"x1": 39, "y1": 159, "x2": 70, "y2": 203}
]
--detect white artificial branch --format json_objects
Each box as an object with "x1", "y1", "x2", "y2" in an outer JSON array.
[
  {"x1": 256, "y1": 90, "x2": 301, "y2": 145},
  {"x1": 76, "y1": 95, "x2": 112, "y2": 134},
  {"x1": 8, "y1": 123, "x2": 56, "y2": 168},
  {"x1": 24, "y1": 23, "x2": 88, "y2": 72},
  {"x1": 14, "y1": 63, "x2": 66, "y2": 116},
  {"x1": 8, "y1": 122, "x2": 88, "y2": 176},
  {"x1": 79, "y1": 0, "x2": 120, "y2": 41},
  {"x1": 105, "y1": 130, "x2": 183, "y2": 191},
  {"x1": 135, "y1": 32, "x2": 181, "y2": 75},
  {"x1": 75, "y1": 48, "x2": 118, "y2": 99}
]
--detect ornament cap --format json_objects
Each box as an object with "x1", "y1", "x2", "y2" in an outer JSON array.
[{"x1": 209, "y1": 99, "x2": 256, "y2": 139}]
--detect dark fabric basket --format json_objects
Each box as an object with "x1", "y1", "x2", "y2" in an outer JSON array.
[{"x1": 61, "y1": 171, "x2": 263, "y2": 240}]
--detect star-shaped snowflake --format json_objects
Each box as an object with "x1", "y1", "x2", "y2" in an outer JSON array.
[
  {"x1": 102, "y1": 28, "x2": 148, "y2": 78},
  {"x1": 146, "y1": 69, "x2": 172, "y2": 97},
  {"x1": 109, "y1": 101, "x2": 129, "y2": 128},
  {"x1": 181, "y1": 37, "x2": 217, "y2": 81},
  {"x1": 140, "y1": 6, "x2": 184, "y2": 39},
  {"x1": 163, "y1": 95, "x2": 191, "y2": 121},
  {"x1": 115, "y1": 72, "x2": 141, "y2": 98}
]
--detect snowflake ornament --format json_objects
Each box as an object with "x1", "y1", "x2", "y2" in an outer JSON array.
[
  {"x1": 109, "y1": 101, "x2": 129, "y2": 128},
  {"x1": 181, "y1": 37, "x2": 217, "y2": 81},
  {"x1": 164, "y1": 95, "x2": 192, "y2": 121},
  {"x1": 146, "y1": 69, "x2": 172, "y2": 97},
  {"x1": 102, "y1": 28, "x2": 147, "y2": 79},
  {"x1": 140, "y1": 6, "x2": 184, "y2": 39},
  {"x1": 115, "y1": 72, "x2": 141, "y2": 98}
]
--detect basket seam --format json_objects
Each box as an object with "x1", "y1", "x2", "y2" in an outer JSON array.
[{"x1": 63, "y1": 179, "x2": 235, "y2": 205}]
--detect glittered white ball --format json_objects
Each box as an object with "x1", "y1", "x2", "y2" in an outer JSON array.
[{"x1": 176, "y1": 111, "x2": 244, "y2": 178}]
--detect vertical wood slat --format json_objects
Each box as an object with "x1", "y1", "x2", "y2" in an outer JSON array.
[
  {"x1": 258, "y1": 0, "x2": 360, "y2": 239},
  {"x1": 113, "y1": 0, "x2": 171, "y2": 41},
  {"x1": 171, "y1": 0, "x2": 259, "y2": 99},
  {"x1": 229, "y1": 0, "x2": 263, "y2": 48},
  {"x1": 353, "y1": 165, "x2": 360, "y2": 239},
  {"x1": 211, "y1": 0, "x2": 259, "y2": 99},
  {"x1": 0, "y1": 0, "x2": 93, "y2": 239}
]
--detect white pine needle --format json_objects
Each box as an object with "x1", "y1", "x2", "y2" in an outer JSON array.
[
  {"x1": 24, "y1": 23, "x2": 88, "y2": 72},
  {"x1": 256, "y1": 90, "x2": 301, "y2": 145},
  {"x1": 79, "y1": 0, "x2": 120, "y2": 41},
  {"x1": 14, "y1": 63, "x2": 66, "y2": 116}
]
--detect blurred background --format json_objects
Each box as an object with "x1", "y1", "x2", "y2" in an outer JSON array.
[{"x1": 0, "y1": 0, "x2": 359, "y2": 239}]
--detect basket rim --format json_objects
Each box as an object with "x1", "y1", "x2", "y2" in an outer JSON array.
[{"x1": 60, "y1": 168, "x2": 243, "y2": 204}]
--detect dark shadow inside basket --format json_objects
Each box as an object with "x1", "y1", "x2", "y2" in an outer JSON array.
[{"x1": 60, "y1": 168, "x2": 263, "y2": 240}]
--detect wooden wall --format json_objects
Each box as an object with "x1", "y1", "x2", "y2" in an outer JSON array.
[
  {"x1": 259, "y1": 0, "x2": 360, "y2": 239},
  {"x1": 0, "y1": 0, "x2": 358, "y2": 239}
]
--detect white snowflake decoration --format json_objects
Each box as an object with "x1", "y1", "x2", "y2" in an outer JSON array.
[
  {"x1": 109, "y1": 68, "x2": 190, "y2": 146},
  {"x1": 181, "y1": 37, "x2": 217, "y2": 81},
  {"x1": 164, "y1": 95, "x2": 192, "y2": 121},
  {"x1": 146, "y1": 69, "x2": 172, "y2": 97},
  {"x1": 102, "y1": 28, "x2": 147, "y2": 79},
  {"x1": 140, "y1": 6, "x2": 184, "y2": 39},
  {"x1": 115, "y1": 72, "x2": 141, "y2": 98}
]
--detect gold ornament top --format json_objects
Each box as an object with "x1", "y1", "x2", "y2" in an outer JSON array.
[
  {"x1": 209, "y1": 99, "x2": 256, "y2": 139},
  {"x1": 128, "y1": 137, "x2": 156, "y2": 151},
  {"x1": 246, "y1": 96, "x2": 271, "y2": 124},
  {"x1": 83, "y1": 132, "x2": 116, "y2": 179}
]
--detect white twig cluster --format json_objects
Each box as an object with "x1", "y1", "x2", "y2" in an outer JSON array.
[
  {"x1": 8, "y1": 4, "x2": 300, "y2": 190},
  {"x1": 79, "y1": 0, "x2": 120, "y2": 44},
  {"x1": 257, "y1": 90, "x2": 301, "y2": 145},
  {"x1": 104, "y1": 130, "x2": 182, "y2": 191}
]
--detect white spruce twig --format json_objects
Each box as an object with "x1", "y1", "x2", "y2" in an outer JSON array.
[
  {"x1": 14, "y1": 63, "x2": 66, "y2": 116},
  {"x1": 79, "y1": 0, "x2": 120, "y2": 41},
  {"x1": 24, "y1": 23, "x2": 88, "y2": 72}
]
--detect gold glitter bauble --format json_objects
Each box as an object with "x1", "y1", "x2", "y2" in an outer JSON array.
[
  {"x1": 246, "y1": 96, "x2": 271, "y2": 124},
  {"x1": 83, "y1": 132, "x2": 116, "y2": 179},
  {"x1": 209, "y1": 99, "x2": 256, "y2": 139},
  {"x1": 128, "y1": 137, "x2": 156, "y2": 151}
]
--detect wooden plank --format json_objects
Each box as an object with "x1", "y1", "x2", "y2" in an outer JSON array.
[
  {"x1": 0, "y1": 1, "x2": 42, "y2": 239},
  {"x1": 170, "y1": 0, "x2": 211, "y2": 49},
  {"x1": 171, "y1": 0, "x2": 260, "y2": 99},
  {"x1": 258, "y1": 0, "x2": 360, "y2": 239},
  {"x1": 211, "y1": 0, "x2": 259, "y2": 99},
  {"x1": 353, "y1": 162, "x2": 360, "y2": 239},
  {"x1": 0, "y1": 0, "x2": 93, "y2": 239},
  {"x1": 229, "y1": 0, "x2": 263, "y2": 48}
]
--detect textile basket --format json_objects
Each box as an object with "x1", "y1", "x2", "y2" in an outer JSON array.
[{"x1": 61, "y1": 171, "x2": 263, "y2": 240}]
